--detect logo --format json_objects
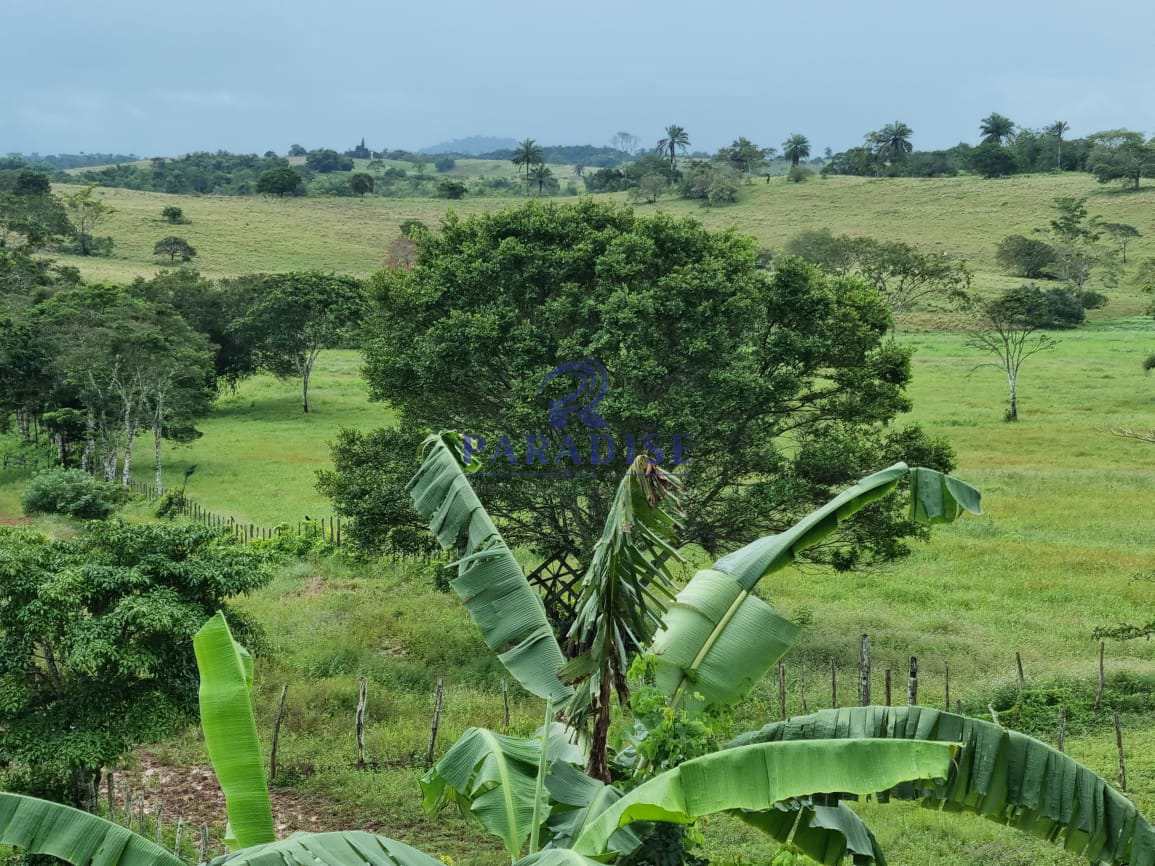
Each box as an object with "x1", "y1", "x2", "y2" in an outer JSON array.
[
  {"x1": 540, "y1": 358, "x2": 609, "y2": 431},
  {"x1": 462, "y1": 357, "x2": 686, "y2": 476}
]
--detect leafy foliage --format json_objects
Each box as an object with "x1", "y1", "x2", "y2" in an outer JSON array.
[
  {"x1": 350, "y1": 201, "x2": 953, "y2": 570},
  {"x1": 21, "y1": 467, "x2": 123, "y2": 518},
  {"x1": 0, "y1": 521, "x2": 270, "y2": 804},
  {"x1": 733, "y1": 706, "x2": 1155, "y2": 866}
]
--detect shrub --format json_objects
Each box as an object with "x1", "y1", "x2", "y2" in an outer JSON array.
[
  {"x1": 21, "y1": 468, "x2": 122, "y2": 519},
  {"x1": 161, "y1": 205, "x2": 186, "y2": 224},
  {"x1": 433, "y1": 157, "x2": 456, "y2": 172},
  {"x1": 996, "y1": 234, "x2": 1057, "y2": 278},
  {"x1": 787, "y1": 165, "x2": 814, "y2": 183},
  {"x1": 968, "y1": 142, "x2": 1018, "y2": 178},
  {"x1": 437, "y1": 179, "x2": 467, "y2": 199},
  {"x1": 679, "y1": 162, "x2": 740, "y2": 206},
  {"x1": 994, "y1": 283, "x2": 1087, "y2": 330},
  {"x1": 1077, "y1": 290, "x2": 1109, "y2": 310}
]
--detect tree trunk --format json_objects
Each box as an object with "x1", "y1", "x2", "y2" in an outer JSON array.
[
  {"x1": 586, "y1": 673, "x2": 613, "y2": 783},
  {"x1": 153, "y1": 421, "x2": 164, "y2": 495},
  {"x1": 121, "y1": 427, "x2": 135, "y2": 487},
  {"x1": 82, "y1": 409, "x2": 95, "y2": 473},
  {"x1": 1006, "y1": 372, "x2": 1018, "y2": 421},
  {"x1": 301, "y1": 369, "x2": 311, "y2": 413}
]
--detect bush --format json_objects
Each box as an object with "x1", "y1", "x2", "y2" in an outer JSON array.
[
  {"x1": 968, "y1": 142, "x2": 1018, "y2": 178},
  {"x1": 996, "y1": 234, "x2": 1057, "y2": 278},
  {"x1": 434, "y1": 157, "x2": 456, "y2": 172},
  {"x1": 437, "y1": 179, "x2": 467, "y2": 199},
  {"x1": 22, "y1": 468, "x2": 122, "y2": 519},
  {"x1": 161, "y1": 205, "x2": 186, "y2": 224},
  {"x1": 679, "y1": 162, "x2": 740, "y2": 206},
  {"x1": 1077, "y1": 290, "x2": 1109, "y2": 311},
  {"x1": 995, "y1": 284, "x2": 1087, "y2": 330},
  {"x1": 787, "y1": 165, "x2": 814, "y2": 183}
]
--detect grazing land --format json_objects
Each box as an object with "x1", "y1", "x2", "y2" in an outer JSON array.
[{"x1": 5, "y1": 169, "x2": 1155, "y2": 865}]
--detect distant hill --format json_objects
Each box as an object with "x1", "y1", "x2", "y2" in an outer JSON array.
[
  {"x1": 479, "y1": 144, "x2": 632, "y2": 167},
  {"x1": 420, "y1": 136, "x2": 518, "y2": 156},
  {"x1": 4, "y1": 152, "x2": 139, "y2": 170}
]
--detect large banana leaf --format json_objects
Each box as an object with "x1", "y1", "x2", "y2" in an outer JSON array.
[
  {"x1": 212, "y1": 831, "x2": 444, "y2": 866},
  {"x1": 514, "y1": 851, "x2": 606, "y2": 866},
  {"x1": 0, "y1": 792, "x2": 183, "y2": 866},
  {"x1": 421, "y1": 727, "x2": 558, "y2": 860},
  {"x1": 731, "y1": 706, "x2": 1155, "y2": 866},
  {"x1": 741, "y1": 799, "x2": 886, "y2": 866},
  {"x1": 193, "y1": 612, "x2": 276, "y2": 849},
  {"x1": 572, "y1": 738, "x2": 956, "y2": 857},
  {"x1": 407, "y1": 432, "x2": 572, "y2": 702},
  {"x1": 651, "y1": 465, "x2": 980, "y2": 712},
  {"x1": 544, "y1": 761, "x2": 641, "y2": 856}
]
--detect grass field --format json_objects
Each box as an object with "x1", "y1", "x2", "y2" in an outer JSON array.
[
  {"x1": 49, "y1": 172, "x2": 1155, "y2": 314},
  {"x1": 6, "y1": 171, "x2": 1155, "y2": 865}
]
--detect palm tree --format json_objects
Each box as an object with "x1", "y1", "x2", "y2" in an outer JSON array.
[
  {"x1": 1047, "y1": 120, "x2": 1070, "y2": 169},
  {"x1": 511, "y1": 137, "x2": 543, "y2": 193},
  {"x1": 782, "y1": 133, "x2": 811, "y2": 167},
  {"x1": 979, "y1": 112, "x2": 1016, "y2": 145},
  {"x1": 655, "y1": 124, "x2": 690, "y2": 170},
  {"x1": 529, "y1": 163, "x2": 553, "y2": 195},
  {"x1": 871, "y1": 121, "x2": 914, "y2": 161}
]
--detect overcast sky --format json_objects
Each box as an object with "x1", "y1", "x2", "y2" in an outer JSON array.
[{"x1": 3, "y1": 0, "x2": 1153, "y2": 157}]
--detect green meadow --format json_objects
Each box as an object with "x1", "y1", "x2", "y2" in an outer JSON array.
[{"x1": 5, "y1": 170, "x2": 1155, "y2": 865}]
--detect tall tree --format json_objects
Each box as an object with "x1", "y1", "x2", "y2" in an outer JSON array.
[
  {"x1": 1088, "y1": 138, "x2": 1155, "y2": 190},
  {"x1": 967, "y1": 286, "x2": 1058, "y2": 421},
  {"x1": 511, "y1": 138, "x2": 544, "y2": 193},
  {"x1": 869, "y1": 122, "x2": 914, "y2": 161},
  {"x1": 1102, "y1": 223, "x2": 1141, "y2": 264},
  {"x1": 1046, "y1": 120, "x2": 1070, "y2": 169},
  {"x1": 655, "y1": 125, "x2": 690, "y2": 170},
  {"x1": 979, "y1": 113, "x2": 1016, "y2": 145},
  {"x1": 229, "y1": 272, "x2": 367, "y2": 413},
  {"x1": 529, "y1": 163, "x2": 553, "y2": 195},
  {"x1": 61, "y1": 186, "x2": 114, "y2": 256},
  {"x1": 350, "y1": 200, "x2": 955, "y2": 567},
  {"x1": 781, "y1": 133, "x2": 811, "y2": 167}
]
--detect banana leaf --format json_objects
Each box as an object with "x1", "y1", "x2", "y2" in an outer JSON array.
[
  {"x1": 193, "y1": 612, "x2": 276, "y2": 849},
  {"x1": 544, "y1": 761, "x2": 642, "y2": 856},
  {"x1": 651, "y1": 465, "x2": 980, "y2": 712},
  {"x1": 0, "y1": 793, "x2": 182, "y2": 866},
  {"x1": 572, "y1": 738, "x2": 956, "y2": 856},
  {"x1": 514, "y1": 851, "x2": 607, "y2": 866},
  {"x1": 407, "y1": 432, "x2": 572, "y2": 702},
  {"x1": 212, "y1": 831, "x2": 444, "y2": 866},
  {"x1": 741, "y1": 799, "x2": 886, "y2": 866},
  {"x1": 422, "y1": 727, "x2": 558, "y2": 860},
  {"x1": 731, "y1": 706, "x2": 1155, "y2": 866}
]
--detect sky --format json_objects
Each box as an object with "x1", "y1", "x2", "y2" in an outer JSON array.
[{"x1": 3, "y1": 0, "x2": 1154, "y2": 157}]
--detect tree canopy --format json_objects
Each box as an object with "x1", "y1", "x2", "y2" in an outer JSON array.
[{"x1": 340, "y1": 200, "x2": 954, "y2": 568}]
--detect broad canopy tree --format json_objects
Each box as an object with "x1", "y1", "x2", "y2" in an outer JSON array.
[{"x1": 349, "y1": 200, "x2": 956, "y2": 568}]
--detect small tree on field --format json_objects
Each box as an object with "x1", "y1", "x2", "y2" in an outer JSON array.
[
  {"x1": 656, "y1": 124, "x2": 690, "y2": 170},
  {"x1": 782, "y1": 133, "x2": 811, "y2": 166},
  {"x1": 229, "y1": 272, "x2": 367, "y2": 413},
  {"x1": 1102, "y1": 222, "x2": 1140, "y2": 264},
  {"x1": 979, "y1": 112, "x2": 1016, "y2": 145},
  {"x1": 437, "y1": 179, "x2": 467, "y2": 199},
  {"x1": 511, "y1": 138, "x2": 544, "y2": 193},
  {"x1": 350, "y1": 173, "x2": 375, "y2": 196},
  {"x1": 629, "y1": 174, "x2": 667, "y2": 204},
  {"x1": 967, "y1": 286, "x2": 1059, "y2": 421},
  {"x1": 529, "y1": 163, "x2": 553, "y2": 195},
  {"x1": 1088, "y1": 138, "x2": 1155, "y2": 190},
  {"x1": 154, "y1": 235, "x2": 197, "y2": 263},
  {"x1": 256, "y1": 166, "x2": 304, "y2": 197},
  {"x1": 161, "y1": 205, "x2": 186, "y2": 224},
  {"x1": 996, "y1": 234, "x2": 1056, "y2": 278},
  {"x1": 62, "y1": 186, "x2": 114, "y2": 256}
]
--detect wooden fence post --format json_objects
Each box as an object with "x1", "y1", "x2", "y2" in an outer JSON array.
[
  {"x1": 858, "y1": 634, "x2": 871, "y2": 706},
  {"x1": 944, "y1": 661, "x2": 951, "y2": 711},
  {"x1": 907, "y1": 656, "x2": 919, "y2": 705},
  {"x1": 799, "y1": 668, "x2": 809, "y2": 714},
  {"x1": 884, "y1": 669, "x2": 892, "y2": 706},
  {"x1": 105, "y1": 771, "x2": 115, "y2": 821},
  {"x1": 1015, "y1": 651, "x2": 1025, "y2": 690},
  {"x1": 501, "y1": 678, "x2": 511, "y2": 732},
  {"x1": 1114, "y1": 711, "x2": 1128, "y2": 791},
  {"x1": 1095, "y1": 641, "x2": 1106, "y2": 711},
  {"x1": 425, "y1": 678, "x2": 445, "y2": 767},
  {"x1": 830, "y1": 658, "x2": 838, "y2": 708},
  {"x1": 269, "y1": 684, "x2": 288, "y2": 783},
  {"x1": 1057, "y1": 706, "x2": 1067, "y2": 753},
  {"x1": 355, "y1": 677, "x2": 368, "y2": 769}
]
